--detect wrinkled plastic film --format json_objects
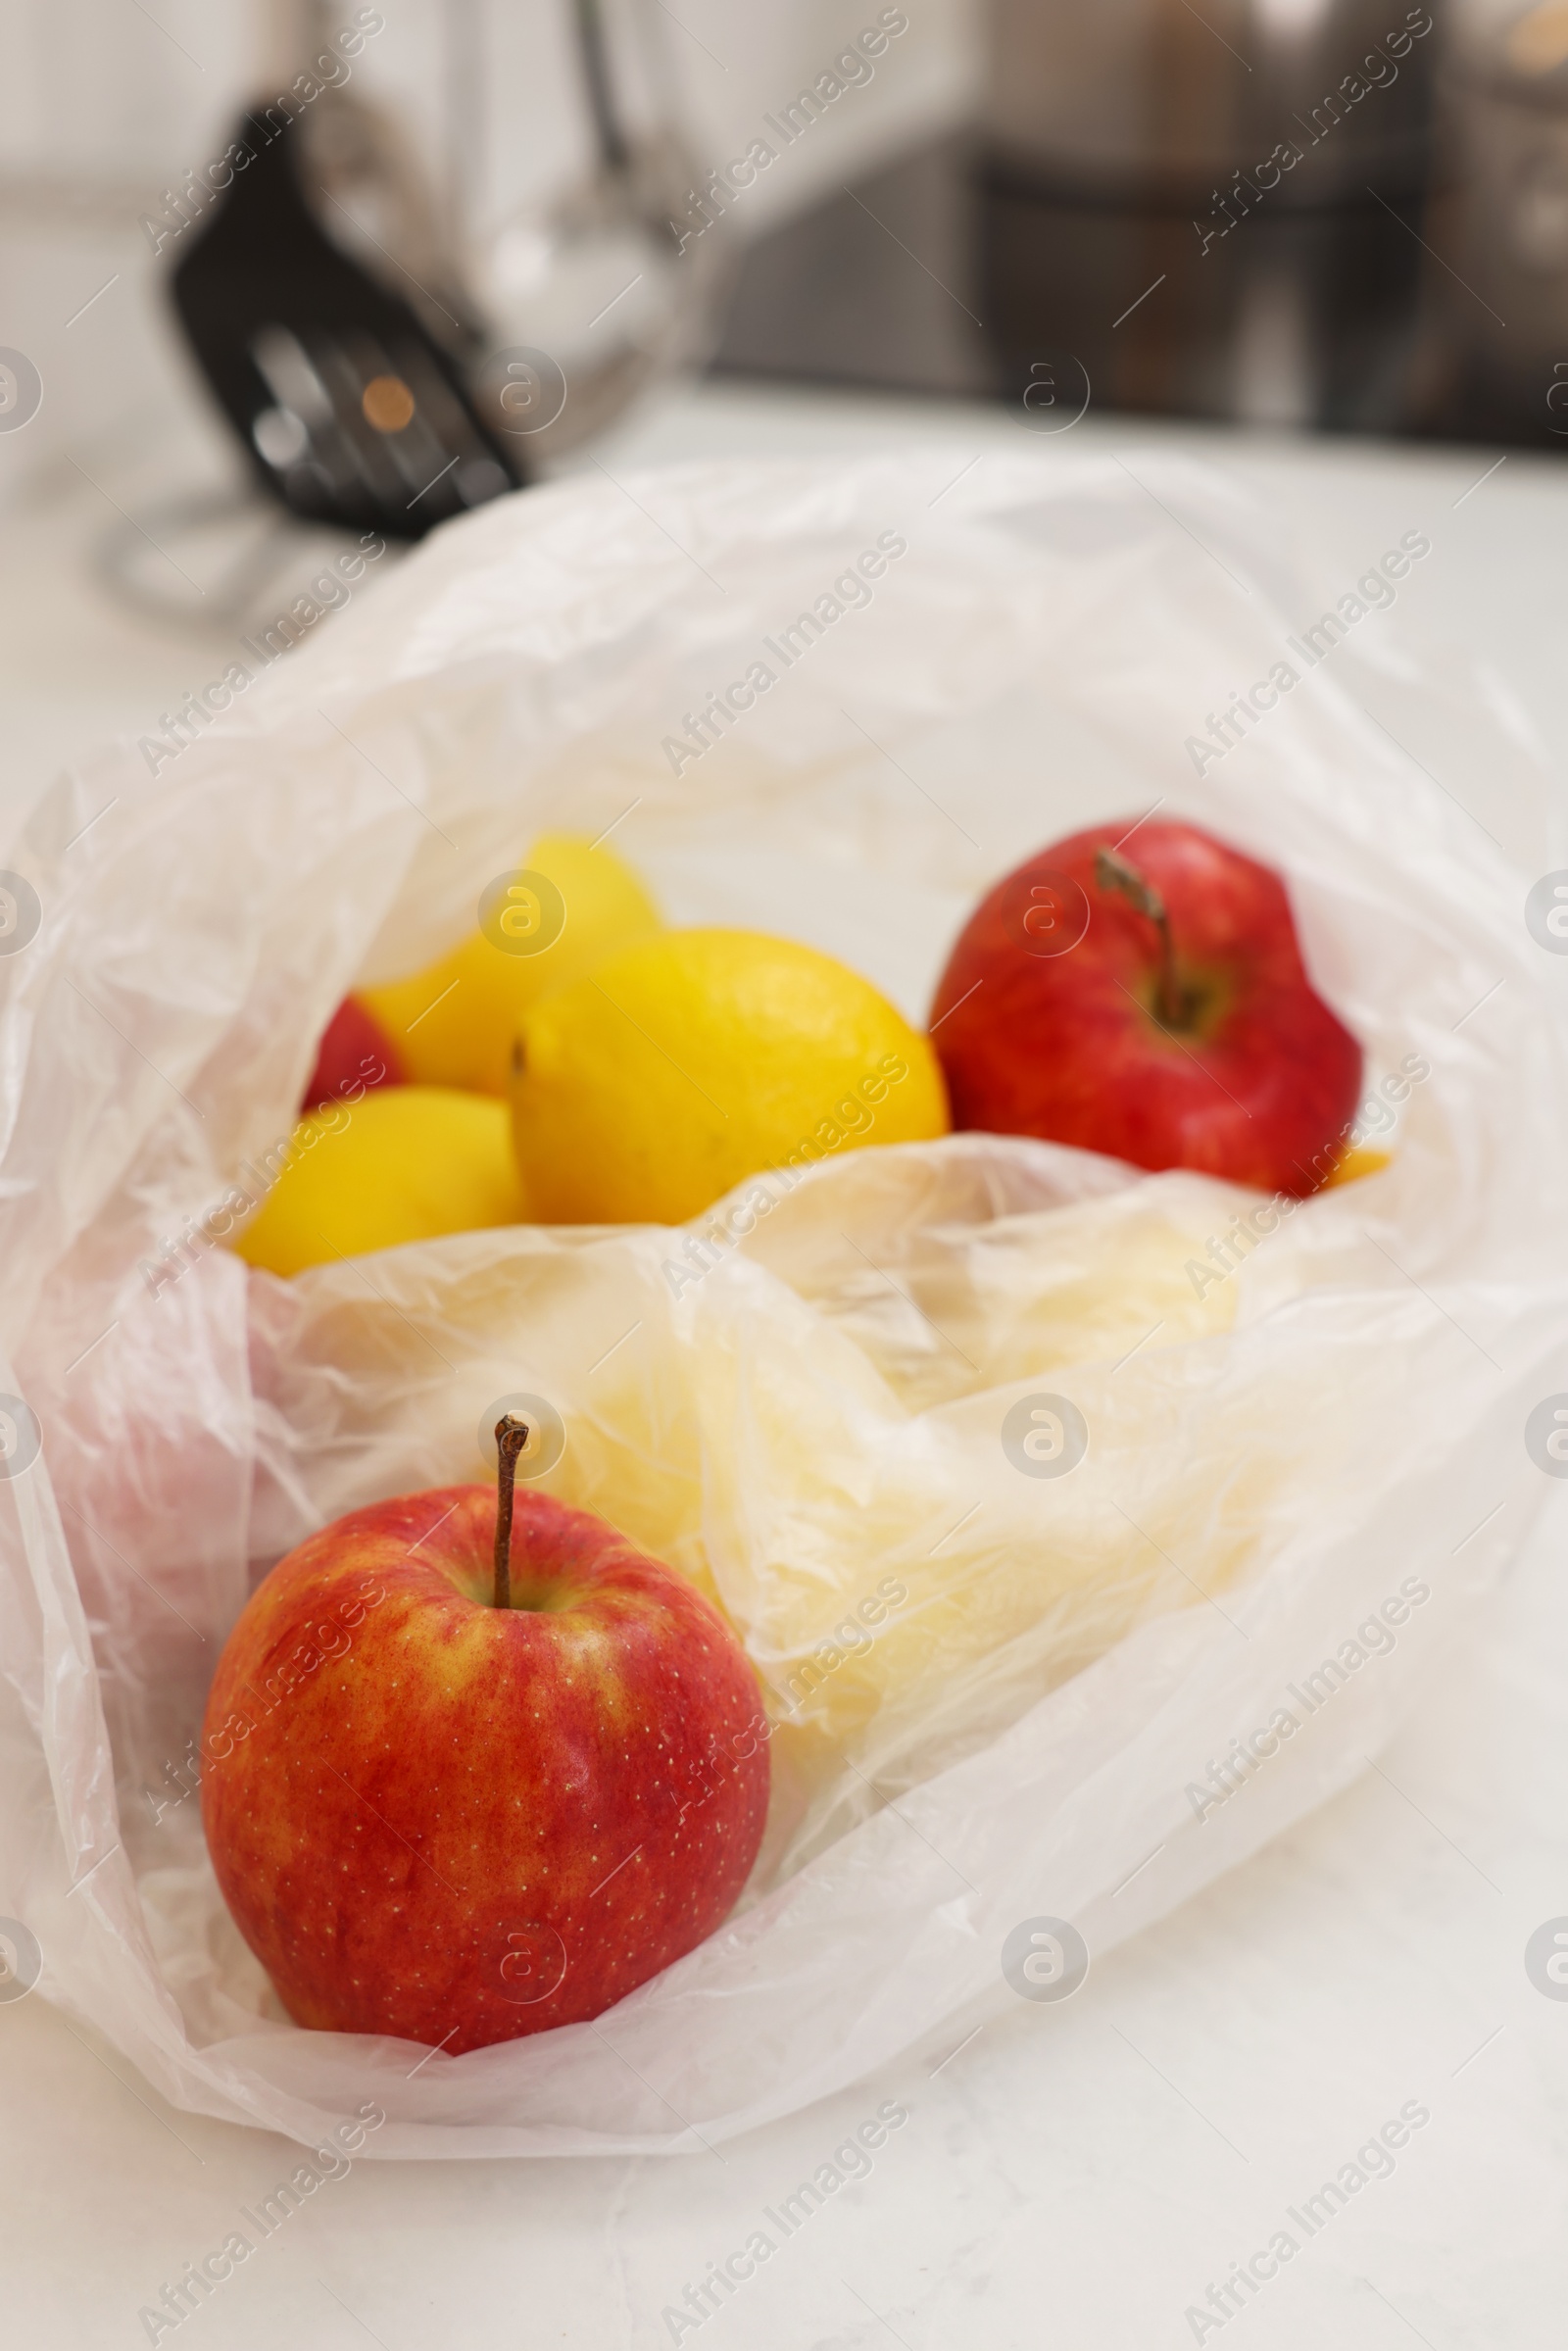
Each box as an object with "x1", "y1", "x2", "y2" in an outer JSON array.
[{"x1": 0, "y1": 451, "x2": 1562, "y2": 2155}]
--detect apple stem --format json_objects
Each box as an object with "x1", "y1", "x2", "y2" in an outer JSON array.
[
  {"x1": 1095, "y1": 847, "x2": 1185, "y2": 1028},
  {"x1": 492, "y1": 1414, "x2": 530, "y2": 1609}
]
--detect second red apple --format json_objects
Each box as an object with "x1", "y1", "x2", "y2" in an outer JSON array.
[{"x1": 929, "y1": 819, "x2": 1362, "y2": 1196}]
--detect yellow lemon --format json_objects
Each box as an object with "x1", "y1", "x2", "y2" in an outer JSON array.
[
  {"x1": 510, "y1": 928, "x2": 950, "y2": 1224},
  {"x1": 231, "y1": 1087, "x2": 525, "y2": 1277},
  {"x1": 359, "y1": 833, "x2": 661, "y2": 1096}
]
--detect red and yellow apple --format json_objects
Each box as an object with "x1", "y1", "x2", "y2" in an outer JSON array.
[
  {"x1": 929, "y1": 819, "x2": 1362, "y2": 1196},
  {"x1": 201, "y1": 1433, "x2": 769, "y2": 2050}
]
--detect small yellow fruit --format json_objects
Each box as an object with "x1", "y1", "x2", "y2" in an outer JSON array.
[
  {"x1": 231, "y1": 1087, "x2": 524, "y2": 1277},
  {"x1": 510, "y1": 928, "x2": 951, "y2": 1225},
  {"x1": 1325, "y1": 1143, "x2": 1392, "y2": 1186},
  {"x1": 360, "y1": 833, "x2": 661, "y2": 1096}
]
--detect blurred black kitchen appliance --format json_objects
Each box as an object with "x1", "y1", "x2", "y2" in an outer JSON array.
[
  {"x1": 172, "y1": 107, "x2": 517, "y2": 542},
  {"x1": 167, "y1": 0, "x2": 725, "y2": 542}
]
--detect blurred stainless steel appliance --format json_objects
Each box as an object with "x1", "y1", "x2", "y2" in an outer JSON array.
[
  {"x1": 451, "y1": 0, "x2": 731, "y2": 463},
  {"x1": 1418, "y1": 0, "x2": 1568, "y2": 442},
  {"x1": 981, "y1": 0, "x2": 1443, "y2": 428},
  {"x1": 165, "y1": 0, "x2": 723, "y2": 554}
]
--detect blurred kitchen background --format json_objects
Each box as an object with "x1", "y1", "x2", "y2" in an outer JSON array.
[
  {"x1": 1, "y1": 0, "x2": 1567, "y2": 710},
  {"x1": 6, "y1": 0, "x2": 1568, "y2": 483}
]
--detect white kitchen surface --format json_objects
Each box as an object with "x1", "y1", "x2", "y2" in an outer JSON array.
[{"x1": 5, "y1": 381, "x2": 1568, "y2": 2349}]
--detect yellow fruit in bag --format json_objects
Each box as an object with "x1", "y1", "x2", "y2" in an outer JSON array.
[
  {"x1": 250, "y1": 1150, "x2": 1254, "y2": 1873},
  {"x1": 231, "y1": 1087, "x2": 525, "y2": 1277},
  {"x1": 509, "y1": 928, "x2": 950, "y2": 1224},
  {"x1": 680, "y1": 1171, "x2": 1251, "y2": 1822},
  {"x1": 360, "y1": 833, "x2": 661, "y2": 1096}
]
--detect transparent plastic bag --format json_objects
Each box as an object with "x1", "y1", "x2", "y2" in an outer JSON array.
[{"x1": 3, "y1": 448, "x2": 1565, "y2": 2156}]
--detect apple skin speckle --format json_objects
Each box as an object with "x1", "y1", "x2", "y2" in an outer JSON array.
[{"x1": 201, "y1": 1483, "x2": 770, "y2": 2052}]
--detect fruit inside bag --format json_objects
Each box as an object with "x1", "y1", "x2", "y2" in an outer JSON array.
[{"x1": 3, "y1": 451, "x2": 1567, "y2": 2155}]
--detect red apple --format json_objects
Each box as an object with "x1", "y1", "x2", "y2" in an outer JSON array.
[
  {"x1": 302, "y1": 995, "x2": 404, "y2": 1111},
  {"x1": 929, "y1": 819, "x2": 1361, "y2": 1196},
  {"x1": 200, "y1": 1420, "x2": 770, "y2": 2050}
]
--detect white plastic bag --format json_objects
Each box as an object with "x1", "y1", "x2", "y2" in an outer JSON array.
[{"x1": 4, "y1": 448, "x2": 1565, "y2": 2157}]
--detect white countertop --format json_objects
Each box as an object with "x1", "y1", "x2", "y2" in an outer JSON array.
[{"x1": 6, "y1": 380, "x2": 1568, "y2": 2349}]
